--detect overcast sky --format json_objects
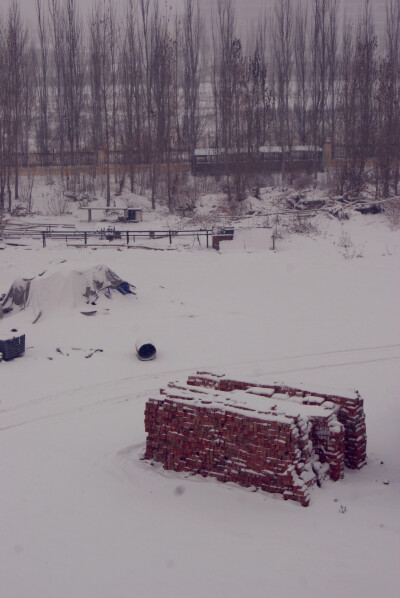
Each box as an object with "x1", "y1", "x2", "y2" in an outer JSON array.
[{"x1": 5, "y1": 0, "x2": 388, "y2": 40}]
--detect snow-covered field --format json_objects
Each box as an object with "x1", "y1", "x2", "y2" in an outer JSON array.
[{"x1": 1, "y1": 188, "x2": 399, "y2": 597}]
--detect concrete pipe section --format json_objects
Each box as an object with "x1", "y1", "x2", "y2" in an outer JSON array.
[{"x1": 136, "y1": 339, "x2": 157, "y2": 361}]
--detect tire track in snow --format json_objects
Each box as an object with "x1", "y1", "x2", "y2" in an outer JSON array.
[
  {"x1": 3, "y1": 342, "x2": 399, "y2": 414},
  {"x1": 211, "y1": 344, "x2": 400, "y2": 379},
  {"x1": 2, "y1": 344, "x2": 400, "y2": 416},
  {"x1": 250, "y1": 354, "x2": 400, "y2": 378},
  {"x1": 0, "y1": 343, "x2": 399, "y2": 432}
]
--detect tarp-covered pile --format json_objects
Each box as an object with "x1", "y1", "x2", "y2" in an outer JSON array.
[{"x1": 1, "y1": 264, "x2": 135, "y2": 321}]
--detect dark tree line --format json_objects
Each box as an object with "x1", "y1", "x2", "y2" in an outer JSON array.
[{"x1": 0, "y1": 0, "x2": 399, "y2": 211}]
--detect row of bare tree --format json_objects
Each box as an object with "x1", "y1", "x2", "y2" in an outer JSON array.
[{"x1": 0, "y1": 0, "x2": 399, "y2": 211}]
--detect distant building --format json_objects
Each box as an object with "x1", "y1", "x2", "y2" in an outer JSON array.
[{"x1": 191, "y1": 146, "x2": 323, "y2": 176}]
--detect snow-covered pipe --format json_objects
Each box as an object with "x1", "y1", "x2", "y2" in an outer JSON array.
[{"x1": 135, "y1": 339, "x2": 157, "y2": 361}]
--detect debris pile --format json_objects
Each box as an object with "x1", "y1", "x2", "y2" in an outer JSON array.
[{"x1": 1, "y1": 263, "x2": 135, "y2": 321}]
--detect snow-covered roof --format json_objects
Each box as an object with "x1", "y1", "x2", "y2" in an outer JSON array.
[
  {"x1": 258, "y1": 146, "x2": 283, "y2": 153},
  {"x1": 194, "y1": 147, "x2": 256, "y2": 156},
  {"x1": 194, "y1": 148, "x2": 224, "y2": 156},
  {"x1": 259, "y1": 145, "x2": 322, "y2": 153},
  {"x1": 194, "y1": 145, "x2": 322, "y2": 156}
]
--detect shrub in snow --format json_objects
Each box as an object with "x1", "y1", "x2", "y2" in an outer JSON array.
[
  {"x1": 383, "y1": 198, "x2": 400, "y2": 230},
  {"x1": 337, "y1": 230, "x2": 364, "y2": 259},
  {"x1": 47, "y1": 185, "x2": 71, "y2": 216}
]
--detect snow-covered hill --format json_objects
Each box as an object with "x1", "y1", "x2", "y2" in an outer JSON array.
[{"x1": 0, "y1": 184, "x2": 399, "y2": 598}]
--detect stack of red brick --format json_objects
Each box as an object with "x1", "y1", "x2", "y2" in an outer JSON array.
[
  {"x1": 187, "y1": 372, "x2": 367, "y2": 470},
  {"x1": 145, "y1": 395, "x2": 314, "y2": 506},
  {"x1": 144, "y1": 372, "x2": 366, "y2": 506}
]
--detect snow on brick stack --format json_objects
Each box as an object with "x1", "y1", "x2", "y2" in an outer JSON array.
[
  {"x1": 187, "y1": 372, "x2": 367, "y2": 471},
  {"x1": 144, "y1": 371, "x2": 367, "y2": 506}
]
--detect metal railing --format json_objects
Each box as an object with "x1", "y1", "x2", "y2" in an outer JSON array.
[
  {"x1": 6, "y1": 149, "x2": 191, "y2": 168},
  {"x1": 39, "y1": 228, "x2": 214, "y2": 248}
]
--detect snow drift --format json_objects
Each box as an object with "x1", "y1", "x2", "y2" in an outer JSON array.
[{"x1": 1, "y1": 263, "x2": 135, "y2": 321}]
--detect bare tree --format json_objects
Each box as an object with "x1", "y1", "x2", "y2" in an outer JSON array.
[
  {"x1": 336, "y1": 21, "x2": 354, "y2": 193},
  {"x1": 326, "y1": 0, "x2": 339, "y2": 151},
  {"x1": 336, "y1": 2, "x2": 377, "y2": 195},
  {"x1": 273, "y1": 0, "x2": 293, "y2": 179},
  {"x1": 230, "y1": 37, "x2": 246, "y2": 199},
  {"x1": 63, "y1": 0, "x2": 85, "y2": 173},
  {"x1": 119, "y1": 0, "x2": 143, "y2": 193},
  {"x1": 215, "y1": 0, "x2": 236, "y2": 152},
  {"x1": 49, "y1": 0, "x2": 66, "y2": 178},
  {"x1": 138, "y1": 0, "x2": 156, "y2": 206},
  {"x1": 89, "y1": 0, "x2": 114, "y2": 205},
  {"x1": 20, "y1": 40, "x2": 36, "y2": 168},
  {"x1": 0, "y1": 0, "x2": 394, "y2": 206},
  {"x1": 255, "y1": 9, "x2": 271, "y2": 147},
  {"x1": 210, "y1": 0, "x2": 237, "y2": 198},
  {"x1": 294, "y1": 0, "x2": 309, "y2": 144},
  {"x1": 88, "y1": 5, "x2": 103, "y2": 163},
  {"x1": 242, "y1": 47, "x2": 270, "y2": 151},
  {"x1": 48, "y1": 0, "x2": 85, "y2": 184},
  {"x1": 136, "y1": 0, "x2": 175, "y2": 209},
  {"x1": 108, "y1": 2, "x2": 119, "y2": 184},
  {"x1": 0, "y1": 14, "x2": 8, "y2": 209},
  {"x1": 35, "y1": 0, "x2": 49, "y2": 156},
  {"x1": 6, "y1": 0, "x2": 29, "y2": 203},
  {"x1": 309, "y1": 0, "x2": 329, "y2": 178},
  {"x1": 375, "y1": 0, "x2": 400, "y2": 196},
  {"x1": 151, "y1": 6, "x2": 174, "y2": 209},
  {"x1": 182, "y1": 0, "x2": 202, "y2": 157},
  {"x1": 356, "y1": 0, "x2": 377, "y2": 174}
]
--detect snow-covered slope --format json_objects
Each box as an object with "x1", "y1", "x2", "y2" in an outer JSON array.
[{"x1": 0, "y1": 197, "x2": 399, "y2": 597}]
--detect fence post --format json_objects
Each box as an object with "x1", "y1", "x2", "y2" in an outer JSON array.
[
  {"x1": 126, "y1": 231, "x2": 129, "y2": 245},
  {"x1": 169, "y1": 230, "x2": 172, "y2": 244},
  {"x1": 84, "y1": 231, "x2": 87, "y2": 245},
  {"x1": 206, "y1": 230, "x2": 209, "y2": 248},
  {"x1": 42, "y1": 231, "x2": 46, "y2": 248}
]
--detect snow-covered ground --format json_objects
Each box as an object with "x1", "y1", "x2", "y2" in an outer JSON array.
[{"x1": 1, "y1": 185, "x2": 399, "y2": 597}]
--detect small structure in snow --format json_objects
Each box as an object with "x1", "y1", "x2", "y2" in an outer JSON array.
[
  {"x1": 135, "y1": 339, "x2": 157, "y2": 361},
  {"x1": 0, "y1": 329, "x2": 25, "y2": 361},
  {"x1": 212, "y1": 227, "x2": 234, "y2": 250},
  {"x1": 1, "y1": 264, "x2": 135, "y2": 321},
  {"x1": 192, "y1": 146, "x2": 323, "y2": 176},
  {"x1": 79, "y1": 206, "x2": 143, "y2": 223},
  {"x1": 144, "y1": 372, "x2": 367, "y2": 506}
]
